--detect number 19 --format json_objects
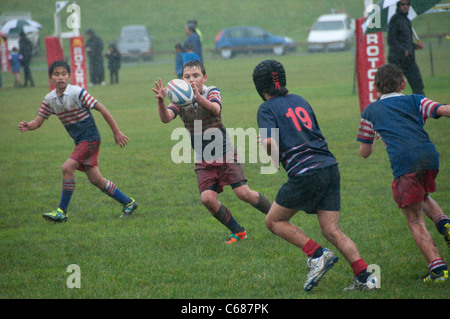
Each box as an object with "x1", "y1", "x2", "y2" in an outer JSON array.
[{"x1": 285, "y1": 107, "x2": 312, "y2": 131}]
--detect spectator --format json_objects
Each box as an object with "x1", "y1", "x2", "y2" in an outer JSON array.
[
  {"x1": 9, "y1": 47, "x2": 22, "y2": 88},
  {"x1": 0, "y1": 54, "x2": 2, "y2": 89},
  {"x1": 85, "y1": 29, "x2": 105, "y2": 86},
  {"x1": 182, "y1": 43, "x2": 200, "y2": 64},
  {"x1": 387, "y1": 0, "x2": 425, "y2": 94},
  {"x1": 19, "y1": 32, "x2": 34, "y2": 87},
  {"x1": 174, "y1": 43, "x2": 184, "y2": 79},
  {"x1": 183, "y1": 23, "x2": 203, "y2": 63},
  {"x1": 188, "y1": 19, "x2": 203, "y2": 42},
  {"x1": 105, "y1": 43, "x2": 121, "y2": 84}
]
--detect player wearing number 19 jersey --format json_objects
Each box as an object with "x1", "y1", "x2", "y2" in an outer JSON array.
[
  {"x1": 253, "y1": 60, "x2": 376, "y2": 292},
  {"x1": 257, "y1": 93, "x2": 337, "y2": 178}
]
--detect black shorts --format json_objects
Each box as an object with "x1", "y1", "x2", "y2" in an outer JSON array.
[{"x1": 275, "y1": 165, "x2": 340, "y2": 214}]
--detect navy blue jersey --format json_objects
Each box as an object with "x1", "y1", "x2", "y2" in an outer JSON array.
[
  {"x1": 357, "y1": 93, "x2": 443, "y2": 178},
  {"x1": 257, "y1": 94, "x2": 337, "y2": 177}
]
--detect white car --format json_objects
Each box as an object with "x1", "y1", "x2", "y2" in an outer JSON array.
[
  {"x1": 307, "y1": 13, "x2": 355, "y2": 52},
  {"x1": 117, "y1": 25, "x2": 152, "y2": 61}
]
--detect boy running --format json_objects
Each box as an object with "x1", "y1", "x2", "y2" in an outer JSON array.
[
  {"x1": 18, "y1": 60, "x2": 137, "y2": 222},
  {"x1": 253, "y1": 59, "x2": 376, "y2": 292},
  {"x1": 152, "y1": 60, "x2": 271, "y2": 244},
  {"x1": 357, "y1": 63, "x2": 450, "y2": 282}
]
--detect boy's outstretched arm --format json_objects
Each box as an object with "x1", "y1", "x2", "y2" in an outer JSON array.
[
  {"x1": 153, "y1": 78, "x2": 176, "y2": 123},
  {"x1": 18, "y1": 116, "x2": 45, "y2": 132},
  {"x1": 436, "y1": 104, "x2": 450, "y2": 118},
  {"x1": 94, "y1": 102, "x2": 129, "y2": 148}
]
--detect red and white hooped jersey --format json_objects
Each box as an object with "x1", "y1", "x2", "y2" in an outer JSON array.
[{"x1": 38, "y1": 84, "x2": 101, "y2": 143}]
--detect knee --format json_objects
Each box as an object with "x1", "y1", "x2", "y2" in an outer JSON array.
[
  {"x1": 201, "y1": 192, "x2": 217, "y2": 211},
  {"x1": 265, "y1": 214, "x2": 276, "y2": 233},
  {"x1": 61, "y1": 162, "x2": 75, "y2": 177}
]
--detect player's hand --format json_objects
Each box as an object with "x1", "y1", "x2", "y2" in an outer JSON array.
[
  {"x1": 190, "y1": 82, "x2": 201, "y2": 102},
  {"x1": 114, "y1": 131, "x2": 130, "y2": 148},
  {"x1": 18, "y1": 121, "x2": 29, "y2": 133},
  {"x1": 152, "y1": 78, "x2": 166, "y2": 101},
  {"x1": 416, "y1": 40, "x2": 425, "y2": 50}
]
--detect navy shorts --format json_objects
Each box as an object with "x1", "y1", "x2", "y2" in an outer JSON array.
[{"x1": 275, "y1": 165, "x2": 341, "y2": 214}]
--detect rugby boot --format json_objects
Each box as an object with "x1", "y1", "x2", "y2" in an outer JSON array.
[
  {"x1": 121, "y1": 198, "x2": 138, "y2": 218},
  {"x1": 225, "y1": 230, "x2": 247, "y2": 244},
  {"x1": 304, "y1": 248, "x2": 338, "y2": 292},
  {"x1": 418, "y1": 269, "x2": 449, "y2": 283},
  {"x1": 43, "y1": 208, "x2": 68, "y2": 223}
]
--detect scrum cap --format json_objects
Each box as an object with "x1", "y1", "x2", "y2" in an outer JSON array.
[{"x1": 252, "y1": 59, "x2": 288, "y2": 101}]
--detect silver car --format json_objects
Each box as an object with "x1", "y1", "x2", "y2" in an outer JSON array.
[{"x1": 117, "y1": 25, "x2": 152, "y2": 61}]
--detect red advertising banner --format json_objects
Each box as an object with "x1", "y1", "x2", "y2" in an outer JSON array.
[
  {"x1": 69, "y1": 36, "x2": 87, "y2": 89},
  {"x1": 355, "y1": 17, "x2": 386, "y2": 113},
  {"x1": 45, "y1": 36, "x2": 65, "y2": 90},
  {"x1": 0, "y1": 36, "x2": 10, "y2": 72}
]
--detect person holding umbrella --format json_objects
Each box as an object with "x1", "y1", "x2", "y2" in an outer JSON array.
[
  {"x1": 19, "y1": 31, "x2": 34, "y2": 87},
  {"x1": 387, "y1": 0, "x2": 425, "y2": 94}
]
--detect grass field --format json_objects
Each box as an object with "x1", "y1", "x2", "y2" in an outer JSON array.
[{"x1": 1, "y1": 0, "x2": 449, "y2": 304}]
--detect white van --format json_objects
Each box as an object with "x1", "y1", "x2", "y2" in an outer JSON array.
[
  {"x1": 307, "y1": 13, "x2": 355, "y2": 52},
  {"x1": 117, "y1": 25, "x2": 152, "y2": 61}
]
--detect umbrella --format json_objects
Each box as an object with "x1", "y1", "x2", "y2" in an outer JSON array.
[
  {"x1": 362, "y1": 0, "x2": 441, "y2": 33},
  {"x1": 1, "y1": 19, "x2": 42, "y2": 34}
]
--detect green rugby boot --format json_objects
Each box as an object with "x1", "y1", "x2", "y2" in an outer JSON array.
[
  {"x1": 43, "y1": 208, "x2": 68, "y2": 223},
  {"x1": 121, "y1": 198, "x2": 138, "y2": 218},
  {"x1": 418, "y1": 269, "x2": 449, "y2": 283},
  {"x1": 443, "y1": 222, "x2": 450, "y2": 250}
]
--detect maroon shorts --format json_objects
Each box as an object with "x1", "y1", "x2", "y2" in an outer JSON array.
[
  {"x1": 70, "y1": 141, "x2": 100, "y2": 171},
  {"x1": 195, "y1": 151, "x2": 247, "y2": 194},
  {"x1": 392, "y1": 169, "x2": 438, "y2": 208}
]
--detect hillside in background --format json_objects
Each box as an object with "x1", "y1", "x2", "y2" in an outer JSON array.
[{"x1": 2, "y1": 0, "x2": 448, "y2": 58}]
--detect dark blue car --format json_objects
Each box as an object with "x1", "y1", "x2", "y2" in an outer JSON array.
[{"x1": 215, "y1": 26, "x2": 296, "y2": 59}]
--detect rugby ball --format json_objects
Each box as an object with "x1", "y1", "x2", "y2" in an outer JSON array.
[{"x1": 166, "y1": 79, "x2": 194, "y2": 107}]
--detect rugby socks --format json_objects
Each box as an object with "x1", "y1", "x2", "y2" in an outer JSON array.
[
  {"x1": 102, "y1": 180, "x2": 132, "y2": 206},
  {"x1": 213, "y1": 204, "x2": 244, "y2": 234},
  {"x1": 351, "y1": 259, "x2": 368, "y2": 276},
  {"x1": 434, "y1": 214, "x2": 450, "y2": 235},
  {"x1": 251, "y1": 192, "x2": 271, "y2": 215},
  {"x1": 302, "y1": 239, "x2": 323, "y2": 258},
  {"x1": 59, "y1": 179, "x2": 75, "y2": 213},
  {"x1": 428, "y1": 258, "x2": 447, "y2": 273}
]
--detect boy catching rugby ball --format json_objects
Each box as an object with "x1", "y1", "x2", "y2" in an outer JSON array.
[{"x1": 153, "y1": 60, "x2": 271, "y2": 244}]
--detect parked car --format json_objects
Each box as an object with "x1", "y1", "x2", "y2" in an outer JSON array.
[
  {"x1": 215, "y1": 26, "x2": 296, "y2": 59},
  {"x1": 307, "y1": 13, "x2": 355, "y2": 52},
  {"x1": 117, "y1": 25, "x2": 152, "y2": 61}
]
